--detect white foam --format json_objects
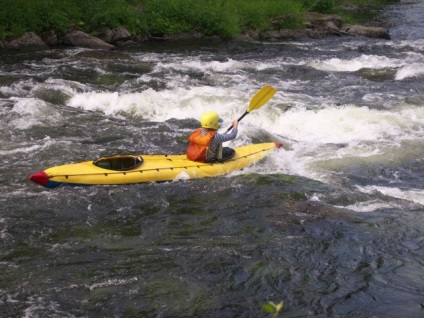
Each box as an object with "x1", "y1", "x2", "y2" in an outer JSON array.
[
  {"x1": 22, "y1": 296, "x2": 77, "y2": 318},
  {"x1": 357, "y1": 185, "x2": 424, "y2": 206},
  {"x1": 0, "y1": 288, "x2": 19, "y2": 303},
  {"x1": 146, "y1": 54, "x2": 306, "y2": 75},
  {"x1": 308, "y1": 54, "x2": 403, "y2": 72},
  {"x1": 388, "y1": 39, "x2": 424, "y2": 52},
  {"x1": 338, "y1": 200, "x2": 403, "y2": 212},
  {"x1": 0, "y1": 136, "x2": 60, "y2": 157},
  {"x1": 66, "y1": 86, "x2": 265, "y2": 123},
  {"x1": 181, "y1": 58, "x2": 246, "y2": 72},
  {"x1": 307, "y1": 51, "x2": 424, "y2": 82},
  {"x1": 0, "y1": 144, "x2": 41, "y2": 156},
  {"x1": 88, "y1": 277, "x2": 139, "y2": 291},
  {"x1": 268, "y1": 104, "x2": 414, "y2": 144},
  {"x1": 395, "y1": 63, "x2": 424, "y2": 80},
  {"x1": 44, "y1": 78, "x2": 88, "y2": 93},
  {"x1": 68, "y1": 87, "x2": 418, "y2": 146},
  {"x1": 8, "y1": 98, "x2": 61, "y2": 129},
  {"x1": 0, "y1": 80, "x2": 33, "y2": 97},
  {"x1": 175, "y1": 171, "x2": 191, "y2": 180}
]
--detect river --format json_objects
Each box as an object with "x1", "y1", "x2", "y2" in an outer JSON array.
[{"x1": 1, "y1": 1, "x2": 423, "y2": 317}]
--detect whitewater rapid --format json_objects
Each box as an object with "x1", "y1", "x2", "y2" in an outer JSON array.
[{"x1": 31, "y1": 43, "x2": 420, "y2": 210}]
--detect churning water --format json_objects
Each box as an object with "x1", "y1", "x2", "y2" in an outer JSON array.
[{"x1": 1, "y1": 1, "x2": 423, "y2": 317}]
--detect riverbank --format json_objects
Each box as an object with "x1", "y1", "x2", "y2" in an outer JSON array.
[
  {"x1": 0, "y1": 0, "x2": 396, "y2": 51},
  {"x1": 0, "y1": 12, "x2": 393, "y2": 52}
]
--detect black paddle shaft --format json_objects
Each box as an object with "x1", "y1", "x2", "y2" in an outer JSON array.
[{"x1": 225, "y1": 111, "x2": 248, "y2": 133}]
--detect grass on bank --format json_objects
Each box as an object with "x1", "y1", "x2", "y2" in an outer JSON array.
[{"x1": 0, "y1": 0, "x2": 398, "y2": 41}]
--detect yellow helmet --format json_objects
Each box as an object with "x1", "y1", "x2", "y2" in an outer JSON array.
[{"x1": 200, "y1": 111, "x2": 222, "y2": 130}]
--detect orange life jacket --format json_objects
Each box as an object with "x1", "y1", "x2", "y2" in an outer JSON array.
[{"x1": 186, "y1": 128, "x2": 216, "y2": 162}]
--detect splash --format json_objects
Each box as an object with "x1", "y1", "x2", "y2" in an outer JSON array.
[
  {"x1": 67, "y1": 86, "x2": 264, "y2": 122},
  {"x1": 8, "y1": 98, "x2": 61, "y2": 129},
  {"x1": 395, "y1": 63, "x2": 424, "y2": 80},
  {"x1": 357, "y1": 185, "x2": 424, "y2": 206},
  {"x1": 308, "y1": 54, "x2": 403, "y2": 72}
]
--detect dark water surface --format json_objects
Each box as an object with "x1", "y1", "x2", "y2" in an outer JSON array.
[{"x1": 1, "y1": 1, "x2": 424, "y2": 317}]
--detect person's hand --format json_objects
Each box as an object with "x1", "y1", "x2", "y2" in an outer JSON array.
[{"x1": 232, "y1": 119, "x2": 238, "y2": 128}]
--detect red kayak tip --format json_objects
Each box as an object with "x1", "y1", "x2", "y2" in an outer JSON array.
[
  {"x1": 275, "y1": 142, "x2": 283, "y2": 149},
  {"x1": 29, "y1": 171, "x2": 49, "y2": 186}
]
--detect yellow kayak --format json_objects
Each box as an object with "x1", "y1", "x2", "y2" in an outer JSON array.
[{"x1": 29, "y1": 142, "x2": 281, "y2": 188}]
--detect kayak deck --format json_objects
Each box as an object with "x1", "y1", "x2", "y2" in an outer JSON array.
[{"x1": 29, "y1": 142, "x2": 280, "y2": 188}]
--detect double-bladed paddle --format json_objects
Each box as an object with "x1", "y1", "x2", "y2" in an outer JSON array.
[{"x1": 225, "y1": 84, "x2": 277, "y2": 133}]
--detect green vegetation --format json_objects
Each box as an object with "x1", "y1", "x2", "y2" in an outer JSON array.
[
  {"x1": 0, "y1": 0, "x2": 398, "y2": 41},
  {"x1": 263, "y1": 300, "x2": 284, "y2": 317}
]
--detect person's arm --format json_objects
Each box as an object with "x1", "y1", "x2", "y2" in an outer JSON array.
[{"x1": 218, "y1": 120, "x2": 238, "y2": 142}]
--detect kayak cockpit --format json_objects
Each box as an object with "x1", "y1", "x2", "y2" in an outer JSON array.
[{"x1": 93, "y1": 155, "x2": 143, "y2": 171}]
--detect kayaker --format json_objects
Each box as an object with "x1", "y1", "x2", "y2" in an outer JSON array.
[{"x1": 187, "y1": 111, "x2": 238, "y2": 163}]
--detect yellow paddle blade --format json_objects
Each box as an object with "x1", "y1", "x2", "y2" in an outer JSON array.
[{"x1": 248, "y1": 85, "x2": 277, "y2": 112}]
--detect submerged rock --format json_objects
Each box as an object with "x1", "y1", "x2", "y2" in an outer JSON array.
[{"x1": 356, "y1": 68, "x2": 397, "y2": 81}]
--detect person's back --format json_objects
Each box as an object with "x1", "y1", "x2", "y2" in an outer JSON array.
[{"x1": 187, "y1": 111, "x2": 238, "y2": 163}]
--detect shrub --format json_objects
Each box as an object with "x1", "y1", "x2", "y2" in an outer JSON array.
[
  {"x1": 0, "y1": 0, "x2": 81, "y2": 40},
  {"x1": 76, "y1": 0, "x2": 141, "y2": 34},
  {"x1": 0, "y1": 0, "x2": 400, "y2": 41}
]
